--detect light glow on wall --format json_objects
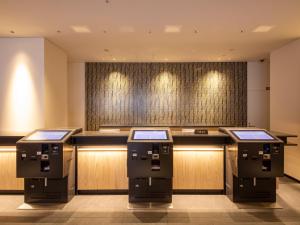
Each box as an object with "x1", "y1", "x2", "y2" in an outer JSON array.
[{"x1": 2, "y1": 52, "x2": 40, "y2": 132}]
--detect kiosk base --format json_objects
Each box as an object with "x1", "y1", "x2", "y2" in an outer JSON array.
[
  {"x1": 129, "y1": 178, "x2": 172, "y2": 203},
  {"x1": 227, "y1": 176, "x2": 276, "y2": 203},
  {"x1": 24, "y1": 176, "x2": 74, "y2": 203}
]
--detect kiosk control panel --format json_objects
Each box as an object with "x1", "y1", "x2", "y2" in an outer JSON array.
[
  {"x1": 127, "y1": 128, "x2": 173, "y2": 203},
  {"x1": 16, "y1": 128, "x2": 82, "y2": 203},
  {"x1": 220, "y1": 127, "x2": 284, "y2": 202}
]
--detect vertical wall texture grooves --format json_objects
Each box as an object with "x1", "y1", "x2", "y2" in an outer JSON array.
[{"x1": 86, "y1": 62, "x2": 247, "y2": 130}]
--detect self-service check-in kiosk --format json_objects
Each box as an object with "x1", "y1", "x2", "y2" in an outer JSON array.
[
  {"x1": 220, "y1": 127, "x2": 284, "y2": 202},
  {"x1": 16, "y1": 128, "x2": 82, "y2": 203},
  {"x1": 127, "y1": 128, "x2": 173, "y2": 203}
]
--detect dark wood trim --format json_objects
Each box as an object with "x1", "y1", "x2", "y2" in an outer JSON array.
[
  {"x1": 173, "y1": 189, "x2": 224, "y2": 194},
  {"x1": 0, "y1": 190, "x2": 23, "y2": 194},
  {"x1": 78, "y1": 190, "x2": 128, "y2": 195},
  {"x1": 284, "y1": 174, "x2": 300, "y2": 183}
]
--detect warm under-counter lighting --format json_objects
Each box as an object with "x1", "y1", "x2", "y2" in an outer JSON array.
[
  {"x1": 71, "y1": 25, "x2": 91, "y2": 33},
  {"x1": 174, "y1": 145, "x2": 224, "y2": 151},
  {"x1": 164, "y1": 25, "x2": 181, "y2": 33},
  {"x1": 78, "y1": 145, "x2": 223, "y2": 151},
  {"x1": 253, "y1": 25, "x2": 274, "y2": 33},
  {"x1": 78, "y1": 146, "x2": 127, "y2": 151},
  {"x1": 0, "y1": 146, "x2": 17, "y2": 152}
]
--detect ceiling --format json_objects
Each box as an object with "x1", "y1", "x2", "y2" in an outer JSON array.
[{"x1": 0, "y1": 0, "x2": 300, "y2": 62}]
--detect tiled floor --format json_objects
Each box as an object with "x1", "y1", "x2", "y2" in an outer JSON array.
[{"x1": 1, "y1": 177, "x2": 300, "y2": 224}]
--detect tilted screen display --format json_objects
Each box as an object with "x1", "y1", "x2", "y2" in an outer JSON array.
[
  {"x1": 232, "y1": 130, "x2": 275, "y2": 140},
  {"x1": 133, "y1": 130, "x2": 168, "y2": 140},
  {"x1": 26, "y1": 130, "x2": 70, "y2": 141}
]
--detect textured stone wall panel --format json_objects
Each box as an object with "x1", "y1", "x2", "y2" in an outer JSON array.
[{"x1": 85, "y1": 62, "x2": 247, "y2": 130}]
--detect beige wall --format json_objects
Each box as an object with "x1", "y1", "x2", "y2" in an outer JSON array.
[
  {"x1": 247, "y1": 60, "x2": 270, "y2": 129},
  {"x1": 0, "y1": 37, "x2": 68, "y2": 133},
  {"x1": 0, "y1": 38, "x2": 45, "y2": 133},
  {"x1": 270, "y1": 39, "x2": 300, "y2": 180},
  {"x1": 68, "y1": 62, "x2": 85, "y2": 129},
  {"x1": 44, "y1": 40, "x2": 68, "y2": 128}
]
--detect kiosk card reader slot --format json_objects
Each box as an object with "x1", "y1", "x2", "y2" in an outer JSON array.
[
  {"x1": 127, "y1": 128, "x2": 173, "y2": 203},
  {"x1": 220, "y1": 127, "x2": 284, "y2": 202},
  {"x1": 17, "y1": 128, "x2": 82, "y2": 203}
]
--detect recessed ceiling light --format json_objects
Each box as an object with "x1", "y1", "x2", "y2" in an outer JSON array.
[
  {"x1": 164, "y1": 25, "x2": 181, "y2": 33},
  {"x1": 253, "y1": 25, "x2": 274, "y2": 33},
  {"x1": 71, "y1": 25, "x2": 91, "y2": 33},
  {"x1": 120, "y1": 26, "x2": 135, "y2": 33}
]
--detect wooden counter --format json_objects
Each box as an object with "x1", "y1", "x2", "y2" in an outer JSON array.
[
  {"x1": 0, "y1": 129, "x2": 296, "y2": 193},
  {"x1": 0, "y1": 132, "x2": 25, "y2": 192}
]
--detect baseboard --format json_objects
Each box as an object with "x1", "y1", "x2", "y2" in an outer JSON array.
[
  {"x1": 77, "y1": 190, "x2": 128, "y2": 195},
  {"x1": 0, "y1": 190, "x2": 23, "y2": 194},
  {"x1": 284, "y1": 174, "x2": 300, "y2": 183},
  {"x1": 173, "y1": 189, "x2": 224, "y2": 194}
]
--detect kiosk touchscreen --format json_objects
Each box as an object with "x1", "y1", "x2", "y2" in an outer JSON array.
[
  {"x1": 231, "y1": 130, "x2": 275, "y2": 141},
  {"x1": 132, "y1": 130, "x2": 168, "y2": 140},
  {"x1": 127, "y1": 128, "x2": 173, "y2": 203},
  {"x1": 25, "y1": 130, "x2": 70, "y2": 141},
  {"x1": 220, "y1": 127, "x2": 284, "y2": 202}
]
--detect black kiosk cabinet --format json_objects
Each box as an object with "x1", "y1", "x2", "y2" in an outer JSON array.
[
  {"x1": 220, "y1": 127, "x2": 284, "y2": 202},
  {"x1": 127, "y1": 128, "x2": 173, "y2": 203},
  {"x1": 16, "y1": 128, "x2": 82, "y2": 203}
]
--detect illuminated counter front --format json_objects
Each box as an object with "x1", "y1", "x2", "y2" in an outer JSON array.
[
  {"x1": 0, "y1": 133, "x2": 25, "y2": 192},
  {"x1": 77, "y1": 145, "x2": 128, "y2": 191},
  {"x1": 73, "y1": 131, "x2": 228, "y2": 193}
]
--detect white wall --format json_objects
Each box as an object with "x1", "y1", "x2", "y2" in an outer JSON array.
[
  {"x1": 270, "y1": 39, "x2": 300, "y2": 180},
  {"x1": 68, "y1": 62, "x2": 85, "y2": 129},
  {"x1": 44, "y1": 40, "x2": 68, "y2": 128},
  {"x1": 0, "y1": 38, "x2": 45, "y2": 133},
  {"x1": 247, "y1": 60, "x2": 270, "y2": 129},
  {"x1": 0, "y1": 37, "x2": 68, "y2": 133}
]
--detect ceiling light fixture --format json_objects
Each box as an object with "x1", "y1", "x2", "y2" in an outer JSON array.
[
  {"x1": 164, "y1": 25, "x2": 181, "y2": 33},
  {"x1": 253, "y1": 25, "x2": 274, "y2": 33},
  {"x1": 71, "y1": 25, "x2": 91, "y2": 33}
]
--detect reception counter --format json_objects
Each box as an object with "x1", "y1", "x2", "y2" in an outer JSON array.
[{"x1": 0, "y1": 129, "x2": 297, "y2": 194}]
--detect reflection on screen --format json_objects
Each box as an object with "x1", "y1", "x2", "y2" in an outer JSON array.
[
  {"x1": 133, "y1": 130, "x2": 168, "y2": 140},
  {"x1": 26, "y1": 131, "x2": 69, "y2": 141},
  {"x1": 232, "y1": 130, "x2": 274, "y2": 140}
]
